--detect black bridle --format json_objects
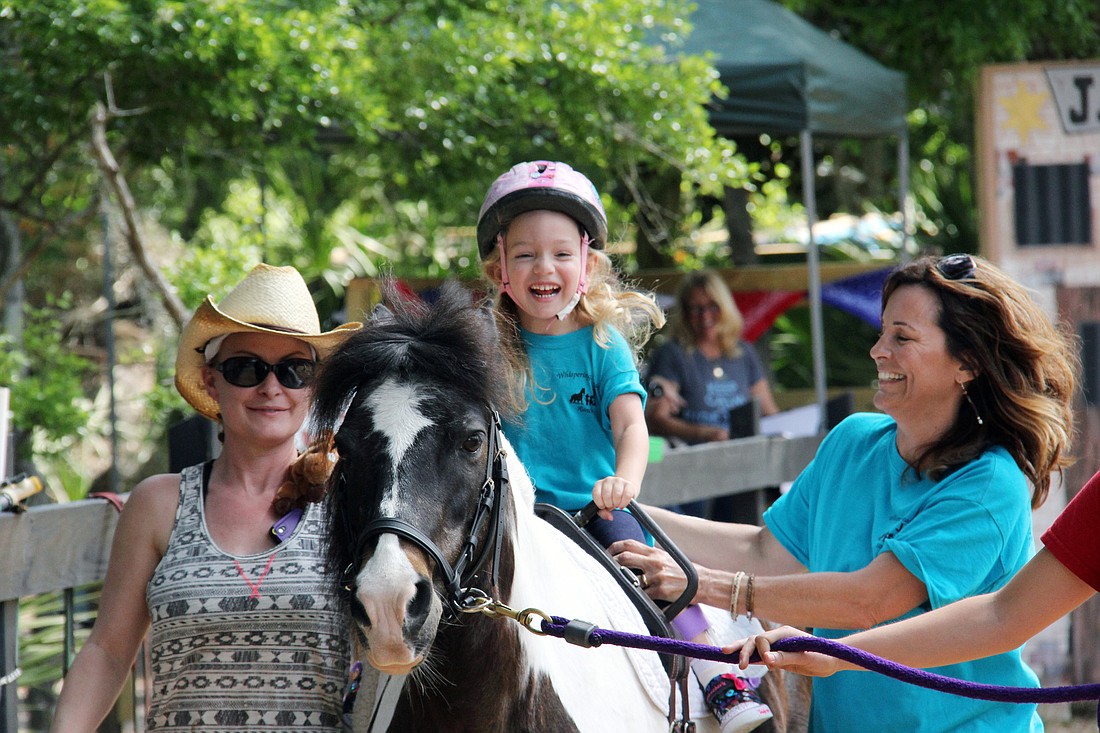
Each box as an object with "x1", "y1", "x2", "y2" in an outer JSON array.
[{"x1": 341, "y1": 408, "x2": 510, "y2": 616}]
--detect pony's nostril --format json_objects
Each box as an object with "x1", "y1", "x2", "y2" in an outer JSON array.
[{"x1": 407, "y1": 578, "x2": 433, "y2": 621}]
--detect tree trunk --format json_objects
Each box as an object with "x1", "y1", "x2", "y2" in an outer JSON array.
[
  {"x1": 89, "y1": 102, "x2": 188, "y2": 329},
  {"x1": 629, "y1": 166, "x2": 681, "y2": 270},
  {"x1": 723, "y1": 186, "x2": 757, "y2": 265}
]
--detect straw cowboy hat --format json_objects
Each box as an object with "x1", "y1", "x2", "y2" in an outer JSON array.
[{"x1": 175, "y1": 263, "x2": 361, "y2": 421}]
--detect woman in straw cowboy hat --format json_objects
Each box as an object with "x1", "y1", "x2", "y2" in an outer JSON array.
[{"x1": 51, "y1": 264, "x2": 361, "y2": 733}]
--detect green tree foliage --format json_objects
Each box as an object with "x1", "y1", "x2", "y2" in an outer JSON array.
[
  {"x1": 0, "y1": 299, "x2": 96, "y2": 463},
  {"x1": 1, "y1": 0, "x2": 744, "y2": 290},
  {"x1": 343, "y1": 1, "x2": 743, "y2": 217},
  {"x1": 769, "y1": 305, "x2": 880, "y2": 391},
  {"x1": 2, "y1": 1, "x2": 388, "y2": 290}
]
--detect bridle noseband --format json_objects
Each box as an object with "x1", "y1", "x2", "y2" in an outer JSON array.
[{"x1": 341, "y1": 408, "x2": 510, "y2": 617}]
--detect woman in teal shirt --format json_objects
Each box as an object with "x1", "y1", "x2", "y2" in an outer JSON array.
[{"x1": 611, "y1": 254, "x2": 1077, "y2": 732}]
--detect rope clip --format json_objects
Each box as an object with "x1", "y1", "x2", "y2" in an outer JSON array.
[{"x1": 457, "y1": 591, "x2": 551, "y2": 636}]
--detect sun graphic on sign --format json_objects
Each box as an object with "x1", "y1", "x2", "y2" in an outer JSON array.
[{"x1": 998, "y1": 79, "x2": 1049, "y2": 144}]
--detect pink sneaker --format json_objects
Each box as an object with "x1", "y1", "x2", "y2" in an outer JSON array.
[{"x1": 703, "y1": 673, "x2": 773, "y2": 733}]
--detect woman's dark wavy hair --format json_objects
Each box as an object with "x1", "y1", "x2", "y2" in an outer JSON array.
[{"x1": 883, "y1": 255, "x2": 1077, "y2": 507}]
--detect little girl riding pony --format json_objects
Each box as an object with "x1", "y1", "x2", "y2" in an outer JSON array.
[
  {"x1": 477, "y1": 161, "x2": 773, "y2": 733},
  {"x1": 476, "y1": 160, "x2": 663, "y2": 546}
]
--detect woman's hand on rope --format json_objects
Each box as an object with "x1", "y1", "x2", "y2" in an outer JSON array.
[
  {"x1": 725, "y1": 626, "x2": 842, "y2": 678},
  {"x1": 608, "y1": 539, "x2": 691, "y2": 602}
]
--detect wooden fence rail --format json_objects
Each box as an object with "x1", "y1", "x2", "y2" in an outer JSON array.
[
  {"x1": 1, "y1": 496, "x2": 125, "y2": 732},
  {"x1": 0, "y1": 434, "x2": 820, "y2": 732}
]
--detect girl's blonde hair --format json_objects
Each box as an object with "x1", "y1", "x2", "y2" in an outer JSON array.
[
  {"x1": 482, "y1": 245, "x2": 665, "y2": 415},
  {"x1": 667, "y1": 270, "x2": 745, "y2": 357}
]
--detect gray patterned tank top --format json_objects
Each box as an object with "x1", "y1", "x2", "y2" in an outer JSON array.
[{"x1": 146, "y1": 463, "x2": 349, "y2": 732}]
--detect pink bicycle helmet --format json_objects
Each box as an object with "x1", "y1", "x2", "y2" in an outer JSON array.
[{"x1": 476, "y1": 160, "x2": 608, "y2": 259}]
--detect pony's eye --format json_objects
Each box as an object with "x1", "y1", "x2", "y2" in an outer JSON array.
[{"x1": 461, "y1": 433, "x2": 484, "y2": 453}]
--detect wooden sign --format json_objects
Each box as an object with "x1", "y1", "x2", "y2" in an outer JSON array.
[
  {"x1": 976, "y1": 60, "x2": 1100, "y2": 285},
  {"x1": 1046, "y1": 65, "x2": 1100, "y2": 134}
]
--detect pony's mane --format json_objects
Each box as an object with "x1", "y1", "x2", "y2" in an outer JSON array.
[{"x1": 310, "y1": 281, "x2": 506, "y2": 439}]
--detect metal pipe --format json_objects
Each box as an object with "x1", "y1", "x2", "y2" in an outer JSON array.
[{"x1": 801, "y1": 130, "x2": 828, "y2": 427}]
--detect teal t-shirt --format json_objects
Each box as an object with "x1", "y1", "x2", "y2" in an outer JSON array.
[
  {"x1": 765, "y1": 413, "x2": 1042, "y2": 733},
  {"x1": 502, "y1": 325, "x2": 645, "y2": 511}
]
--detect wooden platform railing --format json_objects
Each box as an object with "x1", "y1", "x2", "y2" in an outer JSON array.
[{"x1": 0, "y1": 434, "x2": 821, "y2": 732}]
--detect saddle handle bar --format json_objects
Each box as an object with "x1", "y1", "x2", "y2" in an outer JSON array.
[{"x1": 573, "y1": 500, "x2": 699, "y2": 622}]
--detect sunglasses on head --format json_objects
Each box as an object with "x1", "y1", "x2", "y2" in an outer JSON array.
[
  {"x1": 937, "y1": 253, "x2": 977, "y2": 281},
  {"x1": 214, "y1": 357, "x2": 316, "y2": 389}
]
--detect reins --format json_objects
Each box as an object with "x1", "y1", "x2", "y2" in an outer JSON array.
[{"x1": 340, "y1": 408, "x2": 510, "y2": 616}]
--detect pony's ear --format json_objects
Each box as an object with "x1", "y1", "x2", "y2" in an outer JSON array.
[
  {"x1": 370, "y1": 302, "x2": 395, "y2": 323},
  {"x1": 477, "y1": 299, "x2": 500, "y2": 340}
]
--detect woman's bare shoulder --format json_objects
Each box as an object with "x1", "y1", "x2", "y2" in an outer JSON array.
[
  {"x1": 129, "y1": 472, "x2": 182, "y2": 500},
  {"x1": 119, "y1": 473, "x2": 182, "y2": 548}
]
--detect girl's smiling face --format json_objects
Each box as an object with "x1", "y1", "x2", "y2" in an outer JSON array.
[
  {"x1": 502, "y1": 209, "x2": 590, "y2": 333},
  {"x1": 870, "y1": 284, "x2": 972, "y2": 433}
]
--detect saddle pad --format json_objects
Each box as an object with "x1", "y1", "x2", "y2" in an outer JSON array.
[{"x1": 530, "y1": 514, "x2": 674, "y2": 714}]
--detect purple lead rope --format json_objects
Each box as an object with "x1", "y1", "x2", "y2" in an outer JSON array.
[{"x1": 542, "y1": 616, "x2": 1100, "y2": 729}]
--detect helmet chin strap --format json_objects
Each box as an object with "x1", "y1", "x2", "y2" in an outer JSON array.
[
  {"x1": 554, "y1": 233, "x2": 589, "y2": 320},
  {"x1": 497, "y1": 233, "x2": 518, "y2": 305},
  {"x1": 498, "y1": 232, "x2": 590, "y2": 320}
]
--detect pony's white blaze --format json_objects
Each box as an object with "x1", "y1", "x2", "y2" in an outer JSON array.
[
  {"x1": 355, "y1": 535, "x2": 421, "y2": 655},
  {"x1": 364, "y1": 378, "x2": 432, "y2": 516},
  {"x1": 352, "y1": 379, "x2": 437, "y2": 672}
]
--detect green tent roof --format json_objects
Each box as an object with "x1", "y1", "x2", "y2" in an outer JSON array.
[{"x1": 680, "y1": 0, "x2": 907, "y2": 138}]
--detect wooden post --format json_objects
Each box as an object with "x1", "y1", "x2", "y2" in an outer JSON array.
[
  {"x1": 0, "y1": 599, "x2": 17, "y2": 733},
  {"x1": 0, "y1": 387, "x2": 12, "y2": 731}
]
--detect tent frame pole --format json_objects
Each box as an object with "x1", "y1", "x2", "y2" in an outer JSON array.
[
  {"x1": 801, "y1": 130, "x2": 828, "y2": 429},
  {"x1": 898, "y1": 131, "x2": 911, "y2": 257}
]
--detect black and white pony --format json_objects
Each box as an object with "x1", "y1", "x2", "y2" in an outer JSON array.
[{"x1": 311, "y1": 284, "x2": 733, "y2": 732}]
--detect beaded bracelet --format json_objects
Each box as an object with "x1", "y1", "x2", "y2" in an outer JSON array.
[
  {"x1": 746, "y1": 573, "x2": 756, "y2": 620},
  {"x1": 729, "y1": 571, "x2": 745, "y2": 619}
]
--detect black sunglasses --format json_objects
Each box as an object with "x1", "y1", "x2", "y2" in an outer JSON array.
[
  {"x1": 937, "y1": 253, "x2": 977, "y2": 281},
  {"x1": 214, "y1": 357, "x2": 316, "y2": 389}
]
